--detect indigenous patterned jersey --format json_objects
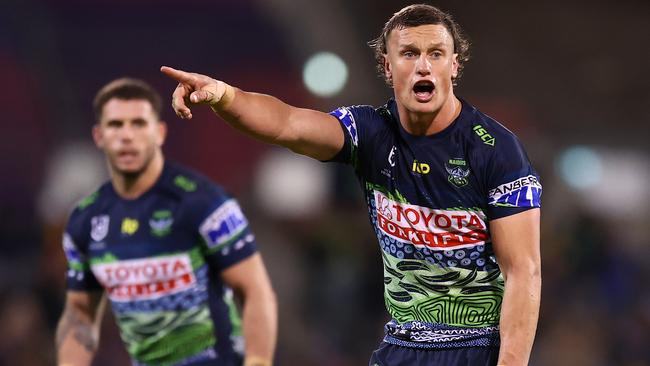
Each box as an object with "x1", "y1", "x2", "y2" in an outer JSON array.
[
  {"x1": 62, "y1": 162, "x2": 257, "y2": 365},
  {"x1": 329, "y1": 98, "x2": 541, "y2": 349}
]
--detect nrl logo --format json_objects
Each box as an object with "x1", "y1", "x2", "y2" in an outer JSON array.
[
  {"x1": 90, "y1": 215, "x2": 110, "y2": 242},
  {"x1": 445, "y1": 159, "x2": 470, "y2": 187},
  {"x1": 150, "y1": 210, "x2": 173, "y2": 237}
]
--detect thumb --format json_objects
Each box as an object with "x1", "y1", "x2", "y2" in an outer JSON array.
[{"x1": 190, "y1": 90, "x2": 215, "y2": 104}]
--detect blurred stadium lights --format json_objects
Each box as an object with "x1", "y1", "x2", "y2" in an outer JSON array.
[
  {"x1": 303, "y1": 51, "x2": 349, "y2": 98},
  {"x1": 557, "y1": 146, "x2": 603, "y2": 190},
  {"x1": 557, "y1": 145, "x2": 650, "y2": 218},
  {"x1": 37, "y1": 141, "x2": 107, "y2": 225},
  {"x1": 253, "y1": 148, "x2": 332, "y2": 219}
]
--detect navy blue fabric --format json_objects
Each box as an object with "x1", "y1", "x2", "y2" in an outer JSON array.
[
  {"x1": 62, "y1": 161, "x2": 257, "y2": 365},
  {"x1": 369, "y1": 342, "x2": 499, "y2": 366}
]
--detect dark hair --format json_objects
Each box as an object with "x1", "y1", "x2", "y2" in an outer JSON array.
[
  {"x1": 368, "y1": 4, "x2": 470, "y2": 86},
  {"x1": 93, "y1": 78, "x2": 162, "y2": 121}
]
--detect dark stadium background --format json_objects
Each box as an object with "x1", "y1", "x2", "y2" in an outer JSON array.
[{"x1": 1, "y1": 0, "x2": 648, "y2": 364}]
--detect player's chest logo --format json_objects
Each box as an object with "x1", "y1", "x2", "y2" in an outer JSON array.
[
  {"x1": 412, "y1": 160, "x2": 430, "y2": 175},
  {"x1": 445, "y1": 158, "x2": 471, "y2": 187},
  {"x1": 388, "y1": 146, "x2": 397, "y2": 167},
  {"x1": 90, "y1": 215, "x2": 110, "y2": 242},
  {"x1": 121, "y1": 217, "x2": 139, "y2": 235},
  {"x1": 382, "y1": 146, "x2": 398, "y2": 179},
  {"x1": 149, "y1": 210, "x2": 174, "y2": 237}
]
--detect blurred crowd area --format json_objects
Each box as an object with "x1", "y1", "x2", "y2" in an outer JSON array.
[{"x1": 1, "y1": 0, "x2": 649, "y2": 365}]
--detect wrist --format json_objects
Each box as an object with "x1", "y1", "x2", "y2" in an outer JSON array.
[
  {"x1": 243, "y1": 356, "x2": 272, "y2": 366},
  {"x1": 211, "y1": 82, "x2": 236, "y2": 111}
]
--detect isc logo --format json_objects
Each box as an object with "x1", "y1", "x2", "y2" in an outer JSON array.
[
  {"x1": 412, "y1": 160, "x2": 430, "y2": 174},
  {"x1": 473, "y1": 125, "x2": 496, "y2": 146}
]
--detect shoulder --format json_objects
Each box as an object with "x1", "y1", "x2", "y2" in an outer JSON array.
[
  {"x1": 161, "y1": 162, "x2": 231, "y2": 203},
  {"x1": 160, "y1": 163, "x2": 236, "y2": 228},
  {"x1": 65, "y1": 182, "x2": 111, "y2": 239},
  {"x1": 330, "y1": 102, "x2": 397, "y2": 140},
  {"x1": 460, "y1": 101, "x2": 527, "y2": 157}
]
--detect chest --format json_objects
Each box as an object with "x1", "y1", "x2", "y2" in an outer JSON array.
[
  {"x1": 85, "y1": 197, "x2": 197, "y2": 262},
  {"x1": 360, "y1": 133, "x2": 487, "y2": 210}
]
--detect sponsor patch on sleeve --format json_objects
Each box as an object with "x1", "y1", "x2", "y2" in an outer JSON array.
[
  {"x1": 63, "y1": 232, "x2": 88, "y2": 278},
  {"x1": 330, "y1": 107, "x2": 358, "y2": 147},
  {"x1": 488, "y1": 175, "x2": 542, "y2": 208},
  {"x1": 199, "y1": 199, "x2": 248, "y2": 249}
]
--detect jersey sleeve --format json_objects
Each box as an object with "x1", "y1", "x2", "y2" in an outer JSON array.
[
  {"x1": 198, "y1": 196, "x2": 257, "y2": 271},
  {"x1": 62, "y1": 210, "x2": 103, "y2": 291},
  {"x1": 483, "y1": 131, "x2": 542, "y2": 220},
  {"x1": 327, "y1": 105, "x2": 376, "y2": 169}
]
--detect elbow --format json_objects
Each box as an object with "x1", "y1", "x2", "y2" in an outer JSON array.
[
  {"x1": 502, "y1": 259, "x2": 541, "y2": 284},
  {"x1": 264, "y1": 286, "x2": 278, "y2": 312}
]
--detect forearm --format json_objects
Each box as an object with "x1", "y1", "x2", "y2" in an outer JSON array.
[
  {"x1": 55, "y1": 309, "x2": 99, "y2": 366},
  {"x1": 212, "y1": 86, "x2": 341, "y2": 160},
  {"x1": 213, "y1": 87, "x2": 297, "y2": 147},
  {"x1": 242, "y1": 288, "x2": 278, "y2": 366},
  {"x1": 497, "y1": 267, "x2": 541, "y2": 366}
]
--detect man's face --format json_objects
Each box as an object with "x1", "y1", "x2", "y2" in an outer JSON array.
[
  {"x1": 93, "y1": 98, "x2": 166, "y2": 176},
  {"x1": 384, "y1": 24, "x2": 459, "y2": 116}
]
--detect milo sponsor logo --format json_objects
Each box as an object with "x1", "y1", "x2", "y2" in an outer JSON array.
[
  {"x1": 374, "y1": 190, "x2": 488, "y2": 250},
  {"x1": 91, "y1": 254, "x2": 196, "y2": 301}
]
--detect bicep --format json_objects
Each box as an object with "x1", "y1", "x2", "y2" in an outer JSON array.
[
  {"x1": 490, "y1": 208, "x2": 541, "y2": 277},
  {"x1": 220, "y1": 253, "x2": 273, "y2": 295},
  {"x1": 283, "y1": 108, "x2": 344, "y2": 161}
]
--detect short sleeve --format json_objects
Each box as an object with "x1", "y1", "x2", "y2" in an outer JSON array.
[
  {"x1": 327, "y1": 105, "x2": 377, "y2": 169},
  {"x1": 484, "y1": 133, "x2": 542, "y2": 220},
  {"x1": 62, "y1": 213, "x2": 102, "y2": 291},
  {"x1": 198, "y1": 198, "x2": 257, "y2": 271}
]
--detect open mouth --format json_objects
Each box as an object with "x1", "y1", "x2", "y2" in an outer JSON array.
[
  {"x1": 413, "y1": 80, "x2": 435, "y2": 100},
  {"x1": 117, "y1": 150, "x2": 139, "y2": 161}
]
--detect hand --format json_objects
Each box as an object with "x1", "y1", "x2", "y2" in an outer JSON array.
[{"x1": 160, "y1": 66, "x2": 234, "y2": 119}]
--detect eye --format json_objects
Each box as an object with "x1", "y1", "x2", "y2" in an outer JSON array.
[
  {"x1": 431, "y1": 51, "x2": 443, "y2": 58},
  {"x1": 106, "y1": 120, "x2": 122, "y2": 128},
  {"x1": 403, "y1": 51, "x2": 416, "y2": 58},
  {"x1": 132, "y1": 118, "x2": 147, "y2": 127}
]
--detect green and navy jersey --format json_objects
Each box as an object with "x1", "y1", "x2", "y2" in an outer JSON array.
[
  {"x1": 329, "y1": 98, "x2": 541, "y2": 349},
  {"x1": 62, "y1": 162, "x2": 257, "y2": 365}
]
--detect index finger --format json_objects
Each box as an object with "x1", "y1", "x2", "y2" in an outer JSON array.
[{"x1": 160, "y1": 66, "x2": 197, "y2": 85}]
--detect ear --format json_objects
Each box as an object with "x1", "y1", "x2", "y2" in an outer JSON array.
[
  {"x1": 156, "y1": 121, "x2": 168, "y2": 147},
  {"x1": 451, "y1": 53, "x2": 459, "y2": 79},
  {"x1": 92, "y1": 124, "x2": 104, "y2": 149},
  {"x1": 383, "y1": 54, "x2": 392, "y2": 82}
]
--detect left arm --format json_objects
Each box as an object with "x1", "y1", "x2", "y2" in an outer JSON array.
[
  {"x1": 490, "y1": 208, "x2": 541, "y2": 366},
  {"x1": 221, "y1": 253, "x2": 277, "y2": 366}
]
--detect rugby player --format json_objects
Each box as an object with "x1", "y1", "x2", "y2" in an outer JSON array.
[
  {"x1": 56, "y1": 78, "x2": 277, "y2": 366},
  {"x1": 161, "y1": 4, "x2": 541, "y2": 365}
]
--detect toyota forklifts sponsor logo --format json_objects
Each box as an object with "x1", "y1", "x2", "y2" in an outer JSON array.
[
  {"x1": 91, "y1": 254, "x2": 196, "y2": 301},
  {"x1": 374, "y1": 191, "x2": 488, "y2": 249}
]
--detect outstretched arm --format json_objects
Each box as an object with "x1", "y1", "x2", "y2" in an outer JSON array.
[
  {"x1": 221, "y1": 253, "x2": 277, "y2": 366},
  {"x1": 490, "y1": 208, "x2": 541, "y2": 366},
  {"x1": 160, "y1": 66, "x2": 344, "y2": 161},
  {"x1": 56, "y1": 290, "x2": 106, "y2": 366}
]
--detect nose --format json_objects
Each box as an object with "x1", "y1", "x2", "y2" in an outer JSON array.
[
  {"x1": 119, "y1": 124, "x2": 135, "y2": 141},
  {"x1": 415, "y1": 55, "x2": 431, "y2": 76}
]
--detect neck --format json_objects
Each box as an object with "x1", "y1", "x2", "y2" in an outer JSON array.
[
  {"x1": 399, "y1": 94, "x2": 461, "y2": 136},
  {"x1": 110, "y1": 151, "x2": 164, "y2": 199}
]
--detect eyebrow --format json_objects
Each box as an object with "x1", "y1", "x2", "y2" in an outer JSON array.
[{"x1": 400, "y1": 42, "x2": 447, "y2": 49}]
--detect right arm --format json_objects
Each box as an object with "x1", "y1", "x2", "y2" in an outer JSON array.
[
  {"x1": 160, "y1": 66, "x2": 344, "y2": 161},
  {"x1": 56, "y1": 290, "x2": 105, "y2": 366}
]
